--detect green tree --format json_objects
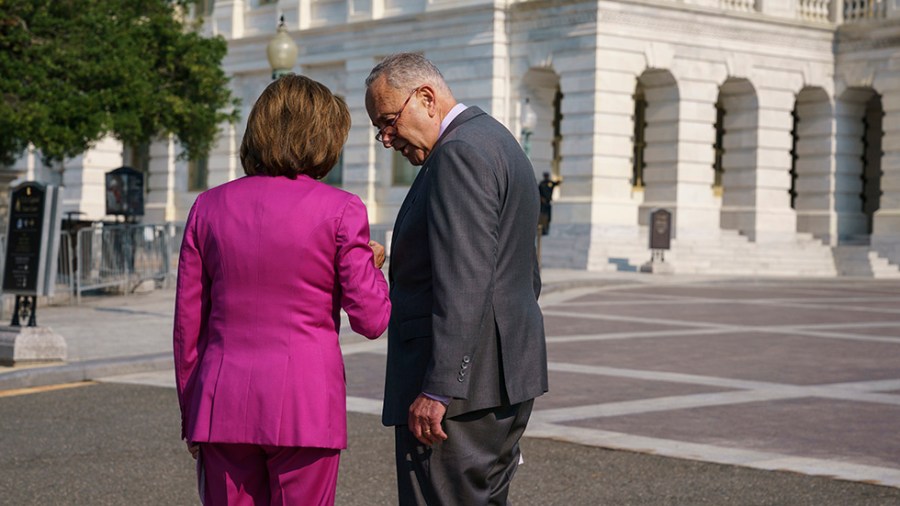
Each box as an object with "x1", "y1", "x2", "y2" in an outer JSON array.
[{"x1": 0, "y1": 0, "x2": 239, "y2": 166}]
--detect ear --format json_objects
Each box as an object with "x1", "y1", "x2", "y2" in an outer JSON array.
[{"x1": 418, "y1": 85, "x2": 438, "y2": 117}]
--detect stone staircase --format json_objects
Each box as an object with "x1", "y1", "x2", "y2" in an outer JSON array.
[
  {"x1": 557, "y1": 227, "x2": 900, "y2": 278},
  {"x1": 832, "y1": 243, "x2": 900, "y2": 278}
]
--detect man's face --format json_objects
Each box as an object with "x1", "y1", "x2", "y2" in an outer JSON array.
[{"x1": 365, "y1": 78, "x2": 437, "y2": 166}]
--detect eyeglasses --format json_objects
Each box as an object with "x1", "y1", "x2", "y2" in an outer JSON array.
[{"x1": 375, "y1": 87, "x2": 419, "y2": 143}]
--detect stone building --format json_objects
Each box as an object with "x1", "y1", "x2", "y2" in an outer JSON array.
[{"x1": 7, "y1": 0, "x2": 900, "y2": 276}]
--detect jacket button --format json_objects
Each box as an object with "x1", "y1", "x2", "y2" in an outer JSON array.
[{"x1": 463, "y1": 356, "x2": 471, "y2": 363}]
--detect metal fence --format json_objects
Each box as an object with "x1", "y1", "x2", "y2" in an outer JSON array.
[
  {"x1": 69, "y1": 222, "x2": 182, "y2": 302},
  {"x1": 0, "y1": 222, "x2": 183, "y2": 306}
]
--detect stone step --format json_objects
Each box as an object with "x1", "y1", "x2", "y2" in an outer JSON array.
[
  {"x1": 832, "y1": 245, "x2": 900, "y2": 278},
  {"x1": 543, "y1": 227, "x2": 900, "y2": 278}
]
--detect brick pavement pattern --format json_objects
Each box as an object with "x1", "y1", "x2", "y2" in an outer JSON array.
[
  {"x1": 341, "y1": 275, "x2": 900, "y2": 488},
  {"x1": 2, "y1": 271, "x2": 899, "y2": 491}
]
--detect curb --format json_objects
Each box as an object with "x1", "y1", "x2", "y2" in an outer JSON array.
[{"x1": 0, "y1": 352, "x2": 172, "y2": 391}]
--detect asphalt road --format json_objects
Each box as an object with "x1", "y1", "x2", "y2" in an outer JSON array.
[{"x1": 1, "y1": 382, "x2": 899, "y2": 505}]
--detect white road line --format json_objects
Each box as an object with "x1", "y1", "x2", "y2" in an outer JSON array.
[
  {"x1": 532, "y1": 390, "x2": 803, "y2": 422},
  {"x1": 546, "y1": 327, "x2": 736, "y2": 343},
  {"x1": 547, "y1": 362, "x2": 900, "y2": 405},
  {"x1": 523, "y1": 422, "x2": 900, "y2": 489},
  {"x1": 542, "y1": 310, "x2": 900, "y2": 343}
]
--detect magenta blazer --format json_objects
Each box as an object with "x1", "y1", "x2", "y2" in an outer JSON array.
[{"x1": 173, "y1": 175, "x2": 390, "y2": 450}]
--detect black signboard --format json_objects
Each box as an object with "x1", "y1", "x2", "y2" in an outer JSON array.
[
  {"x1": 649, "y1": 209, "x2": 672, "y2": 250},
  {"x1": 106, "y1": 166, "x2": 144, "y2": 217},
  {"x1": 3, "y1": 183, "x2": 47, "y2": 293}
]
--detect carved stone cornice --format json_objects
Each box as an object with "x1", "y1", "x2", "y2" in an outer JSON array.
[{"x1": 511, "y1": 0, "x2": 834, "y2": 53}]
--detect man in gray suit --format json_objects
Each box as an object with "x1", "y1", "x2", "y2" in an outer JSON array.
[{"x1": 365, "y1": 53, "x2": 548, "y2": 505}]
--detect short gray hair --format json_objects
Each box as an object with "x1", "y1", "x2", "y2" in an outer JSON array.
[{"x1": 365, "y1": 53, "x2": 451, "y2": 95}]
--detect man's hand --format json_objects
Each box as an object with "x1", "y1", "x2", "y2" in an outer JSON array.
[
  {"x1": 408, "y1": 394, "x2": 448, "y2": 446},
  {"x1": 369, "y1": 240, "x2": 386, "y2": 269}
]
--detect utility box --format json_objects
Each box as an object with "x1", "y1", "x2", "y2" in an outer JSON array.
[
  {"x1": 641, "y1": 208, "x2": 674, "y2": 274},
  {"x1": 649, "y1": 208, "x2": 672, "y2": 250},
  {"x1": 106, "y1": 166, "x2": 144, "y2": 218}
]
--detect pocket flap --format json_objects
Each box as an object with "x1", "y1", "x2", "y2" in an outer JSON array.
[{"x1": 399, "y1": 316, "x2": 431, "y2": 340}]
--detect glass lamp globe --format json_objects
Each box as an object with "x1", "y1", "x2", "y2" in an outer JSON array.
[{"x1": 266, "y1": 16, "x2": 298, "y2": 80}]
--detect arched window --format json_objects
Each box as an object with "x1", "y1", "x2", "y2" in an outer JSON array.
[
  {"x1": 789, "y1": 105, "x2": 798, "y2": 209},
  {"x1": 631, "y1": 84, "x2": 647, "y2": 188},
  {"x1": 861, "y1": 94, "x2": 883, "y2": 234},
  {"x1": 551, "y1": 86, "x2": 563, "y2": 179},
  {"x1": 712, "y1": 100, "x2": 726, "y2": 195}
]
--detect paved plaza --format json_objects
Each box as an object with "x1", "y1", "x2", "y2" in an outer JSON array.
[{"x1": 1, "y1": 269, "x2": 899, "y2": 501}]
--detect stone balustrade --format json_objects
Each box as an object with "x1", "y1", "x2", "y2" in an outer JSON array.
[
  {"x1": 204, "y1": 0, "x2": 896, "y2": 41},
  {"x1": 842, "y1": 0, "x2": 887, "y2": 21}
]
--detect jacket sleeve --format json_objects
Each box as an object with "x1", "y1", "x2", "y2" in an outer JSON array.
[
  {"x1": 423, "y1": 139, "x2": 501, "y2": 398},
  {"x1": 335, "y1": 195, "x2": 391, "y2": 339},
  {"x1": 172, "y1": 197, "x2": 210, "y2": 440}
]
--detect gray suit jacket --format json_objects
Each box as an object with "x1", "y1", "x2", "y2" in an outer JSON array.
[{"x1": 382, "y1": 106, "x2": 548, "y2": 426}]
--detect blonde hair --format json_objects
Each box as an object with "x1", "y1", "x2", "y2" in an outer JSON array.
[{"x1": 240, "y1": 74, "x2": 350, "y2": 179}]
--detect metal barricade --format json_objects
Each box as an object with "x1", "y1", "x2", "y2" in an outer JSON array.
[
  {"x1": 72, "y1": 222, "x2": 182, "y2": 303},
  {"x1": 0, "y1": 221, "x2": 183, "y2": 305}
]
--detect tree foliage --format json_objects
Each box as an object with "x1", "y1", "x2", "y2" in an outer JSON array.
[{"x1": 0, "y1": 0, "x2": 240, "y2": 166}]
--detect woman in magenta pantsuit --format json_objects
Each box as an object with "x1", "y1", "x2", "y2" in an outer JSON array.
[{"x1": 174, "y1": 75, "x2": 391, "y2": 505}]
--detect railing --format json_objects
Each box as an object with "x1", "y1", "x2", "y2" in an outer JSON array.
[
  {"x1": 711, "y1": 0, "x2": 891, "y2": 23},
  {"x1": 72, "y1": 222, "x2": 182, "y2": 302},
  {"x1": 843, "y1": 0, "x2": 887, "y2": 21},
  {"x1": 720, "y1": 0, "x2": 757, "y2": 13},
  {"x1": 799, "y1": 0, "x2": 833, "y2": 22}
]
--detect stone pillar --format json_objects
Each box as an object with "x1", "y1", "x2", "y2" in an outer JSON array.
[
  {"x1": 758, "y1": 0, "x2": 797, "y2": 19},
  {"x1": 834, "y1": 88, "x2": 871, "y2": 240},
  {"x1": 719, "y1": 80, "x2": 797, "y2": 242},
  {"x1": 719, "y1": 79, "x2": 759, "y2": 236},
  {"x1": 212, "y1": 0, "x2": 244, "y2": 39},
  {"x1": 872, "y1": 63, "x2": 900, "y2": 262},
  {"x1": 344, "y1": 58, "x2": 379, "y2": 219},
  {"x1": 673, "y1": 76, "x2": 721, "y2": 238},
  {"x1": 144, "y1": 137, "x2": 177, "y2": 223},
  {"x1": 207, "y1": 124, "x2": 239, "y2": 188},
  {"x1": 752, "y1": 86, "x2": 798, "y2": 242},
  {"x1": 886, "y1": 0, "x2": 900, "y2": 19},
  {"x1": 794, "y1": 89, "x2": 838, "y2": 244},
  {"x1": 639, "y1": 71, "x2": 679, "y2": 230},
  {"x1": 551, "y1": 50, "x2": 640, "y2": 270},
  {"x1": 61, "y1": 136, "x2": 124, "y2": 221},
  {"x1": 642, "y1": 63, "x2": 721, "y2": 239}
]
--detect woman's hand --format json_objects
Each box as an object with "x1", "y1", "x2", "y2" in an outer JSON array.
[
  {"x1": 369, "y1": 240, "x2": 386, "y2": 269},
  {"x1": 186, "y1": 441, "x2": 200, "y2": 460}
]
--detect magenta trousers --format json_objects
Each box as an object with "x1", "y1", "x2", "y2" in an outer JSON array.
[{"x1": 198, "y1": 443, "x2": 340, "y2": 506}]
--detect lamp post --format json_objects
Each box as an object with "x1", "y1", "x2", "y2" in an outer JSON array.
[
  {"x1": 521, "y1": 97, "x2": 537, "y2": 158},
  {"x1": 266, "y1": 15, "x2": 298, "y2": 80},
  {"x1": 520, "y1": 97, "x2": 542, "y2": 265}
]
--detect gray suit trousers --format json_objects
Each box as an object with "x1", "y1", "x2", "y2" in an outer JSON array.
[{"x1": 394, "y1": 399, "x2": 534, "y2": 506}]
